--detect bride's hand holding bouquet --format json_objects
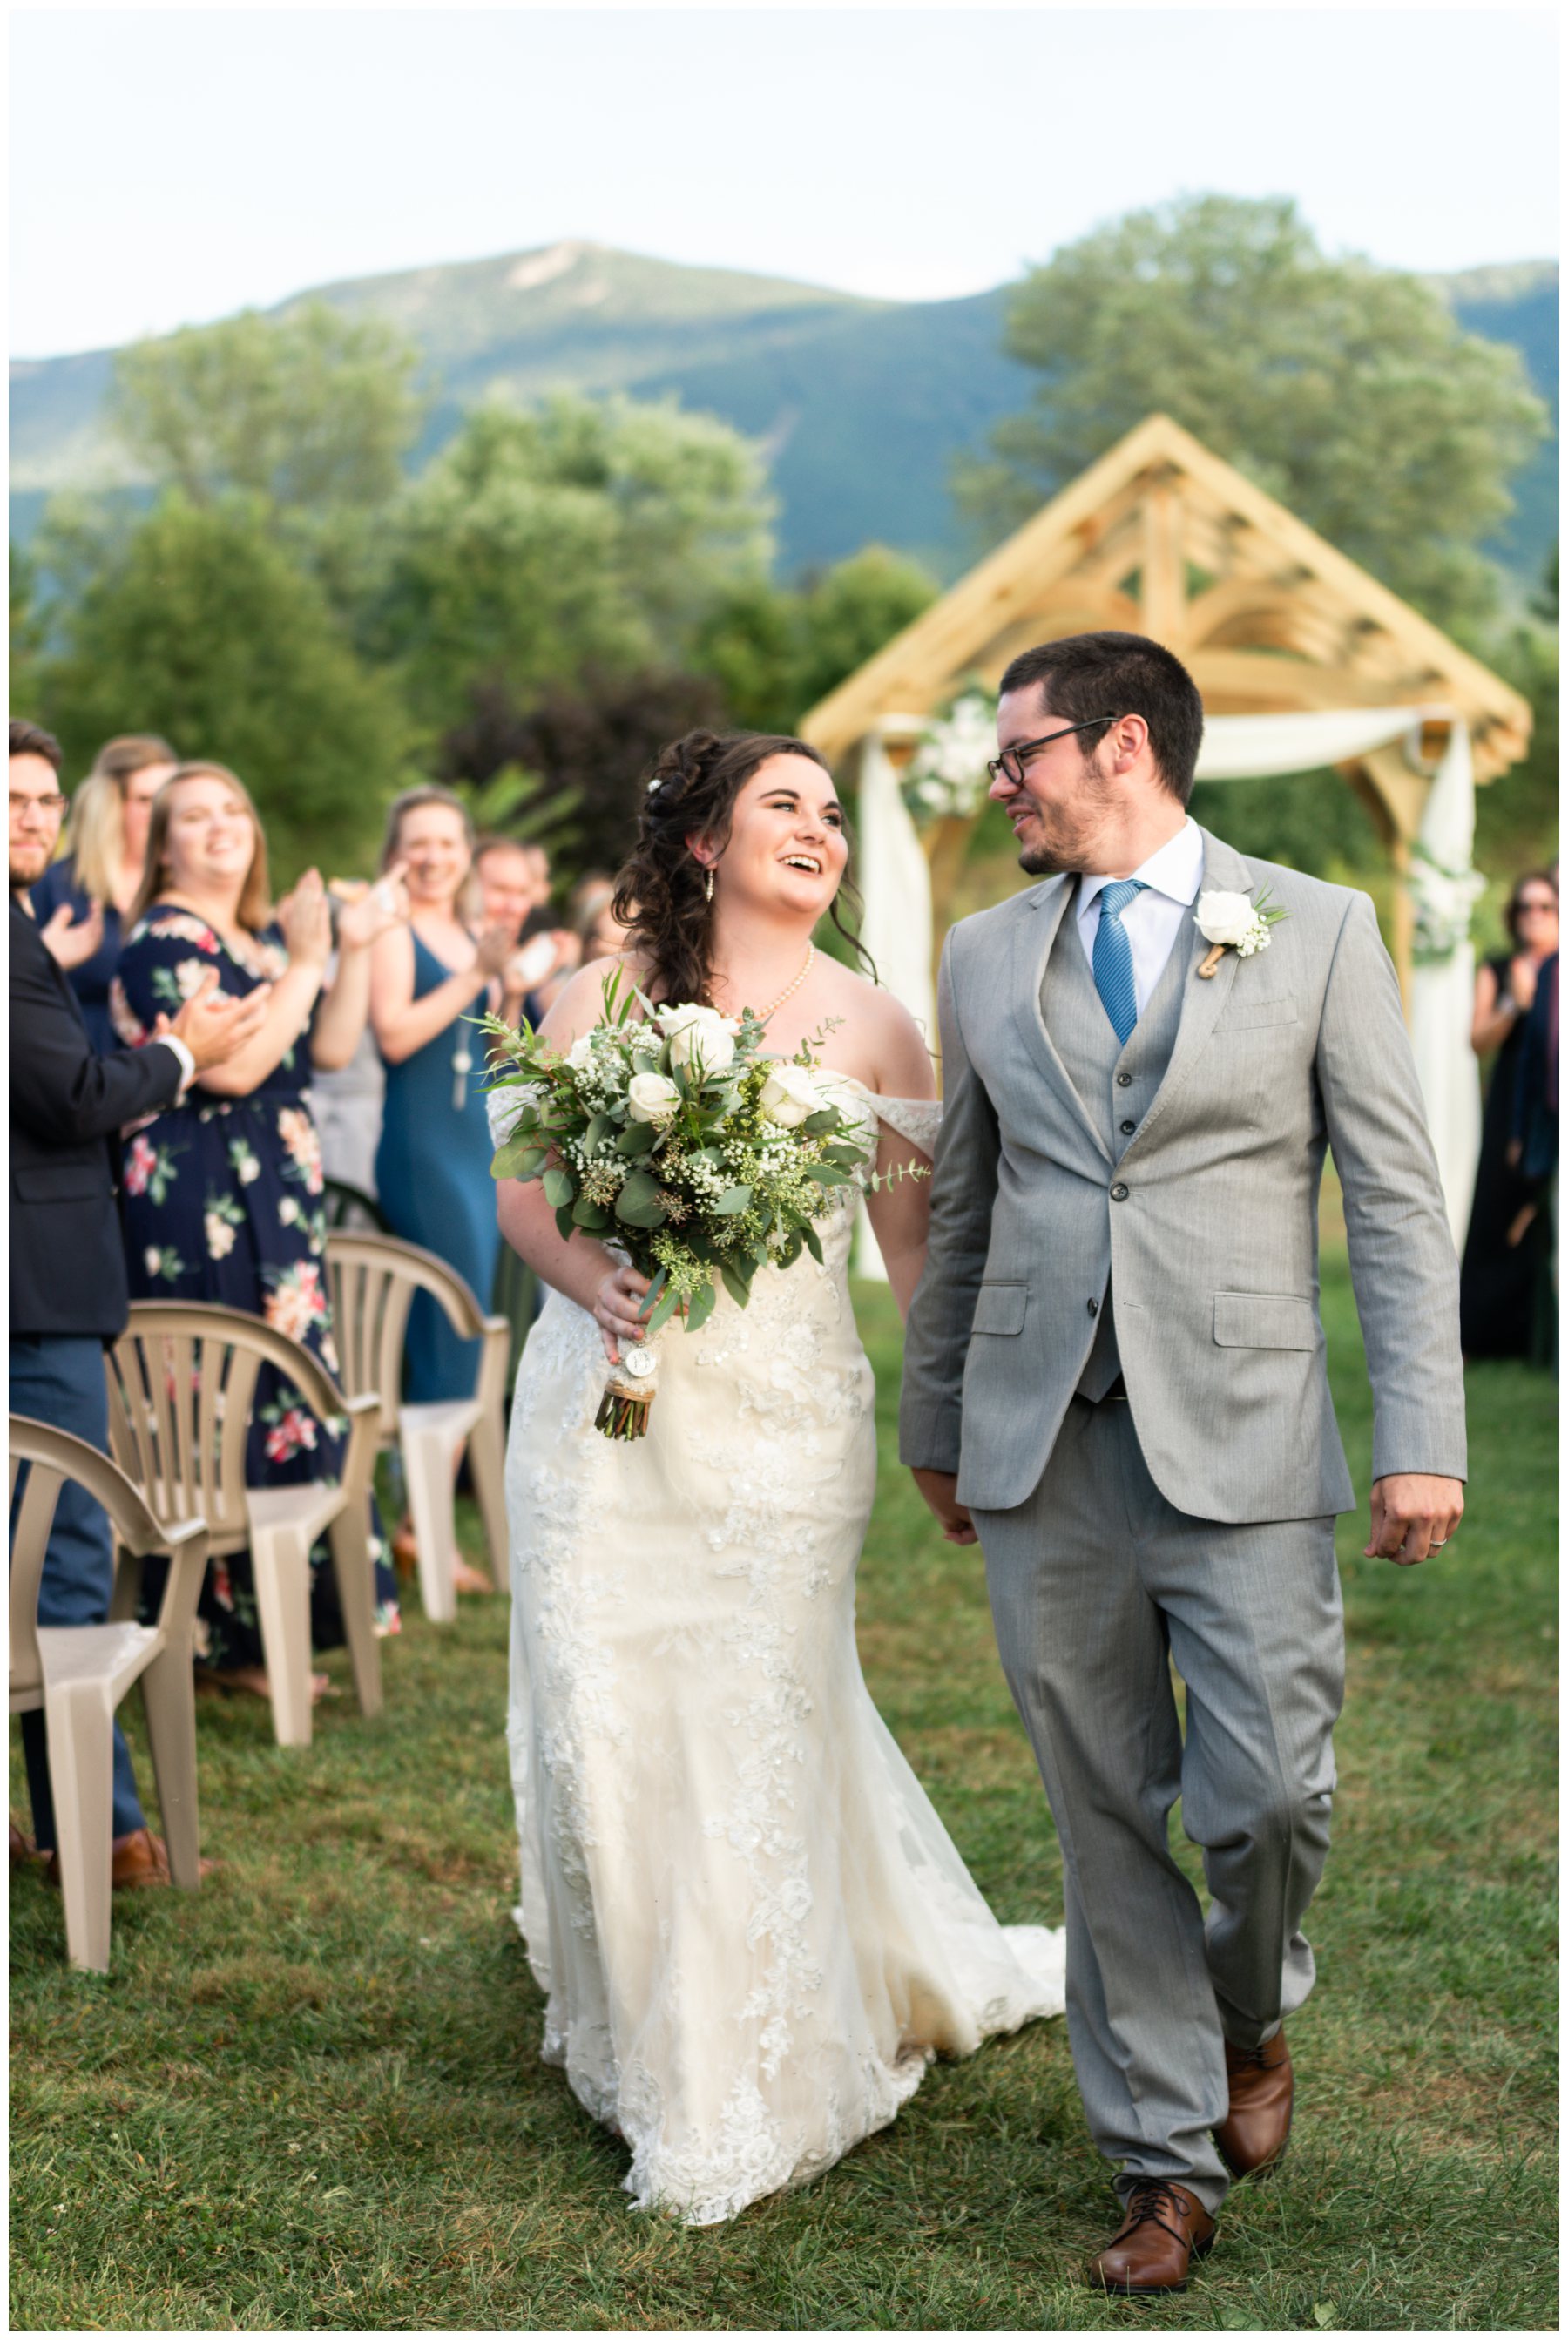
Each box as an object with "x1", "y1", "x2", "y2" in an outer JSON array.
[{"x1": 484, "y1": 970, "x2": 886, "y2": 1438}]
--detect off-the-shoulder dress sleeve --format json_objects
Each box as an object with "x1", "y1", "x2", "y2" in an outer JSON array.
[{"x1": 868, "y1": 1094, "x2": 943, "y2": 1160}]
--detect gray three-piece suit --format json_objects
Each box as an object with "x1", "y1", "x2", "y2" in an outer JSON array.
[{"x1": 899, "y1": 826, "x2": 1466, "y2": 2212}]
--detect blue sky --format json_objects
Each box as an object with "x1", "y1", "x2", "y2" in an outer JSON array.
[{"x1": 10, "y1": 6, "x2": 1559, "y2": 357}]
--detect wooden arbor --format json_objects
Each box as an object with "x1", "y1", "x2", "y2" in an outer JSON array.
[{"x1": 799, "y1": 414, "x2": 1531, "y2": 997}]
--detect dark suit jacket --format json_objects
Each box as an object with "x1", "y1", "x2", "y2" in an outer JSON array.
[{"x1": 9, "y1": 894, "x2": 185, "y2": 1338}]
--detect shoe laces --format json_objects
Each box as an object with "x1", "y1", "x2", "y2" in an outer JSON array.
[{"x1": 1121, "y1": 2180, "x2": 1195, "y2": 2242}]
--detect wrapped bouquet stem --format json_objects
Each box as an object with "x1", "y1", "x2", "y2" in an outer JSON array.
[{"x1": 485, "y1": 972, "x2": 918, "y2": 1442}]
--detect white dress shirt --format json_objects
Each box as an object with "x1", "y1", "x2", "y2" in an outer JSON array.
[{"x1": 1075, "y1": 818, "x2": 1206, "y2": 1016}]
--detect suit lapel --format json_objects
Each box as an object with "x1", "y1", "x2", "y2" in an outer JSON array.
[
  {"x1": 1010, "y1": 877, "x2": 1114, "y2": 1167},
  {"x1": 1125, "y1": 828, "x2": 1247, "y2": 1153}
]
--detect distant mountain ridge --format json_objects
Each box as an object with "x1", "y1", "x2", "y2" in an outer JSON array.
[{"x1": 10, "y1": 240, "x2": 1558, "y2": 586}]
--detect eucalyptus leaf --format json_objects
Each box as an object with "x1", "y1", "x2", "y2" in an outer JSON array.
[
  {"x1": 685, "y1": 1280, "x2": 717, "y2": 1332},
  {"x1": 801, "y1": 1221, "x2": 824, "y2": 1265},
  {"x1": 645, "y1": 1288, "x2": 681, "y2": 1336},
  {"x1": 807, "y1": 1163, "x2": 851, "y2": 1187},
  {"x1": 571, "y1": 1197, "x2": 609, "y2": 1230},
  {"x1": 616, "y1": 1120, "x2": 659, "y2": 1156},
  {"x1": 615, "y1": 1172, "x2": 668, "y2": 1229},
  {"x1": 490, "y1": 1136, "x2": 544, "y2": 1180},
  {"x1": 720, "y1": 1261, "x2": 753, "y2": 1309},
  {"x1": 585, "y1": 1114, "x2": 611, "y2": 1153},
  {"x1": 801, "y1": 1109, "x2": 840, "y2": 1134},
  {"x1": 553, "y1": 1201, "x2": 577, "y2": 1242},
  {"x1": 713, "y1": 1185, "x2": 753, "y2": 1215},
  {"x1": 542, "y1": 1167, "x2": 576, "y2": 1207}
]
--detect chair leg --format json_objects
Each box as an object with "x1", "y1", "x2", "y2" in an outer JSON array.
[
  {"x1": 139, "y1": 1647, "x2": 201, "y2": 1888},
  {"x1": 247, "y1": 1525, "x2": 315, "y2": 1748},
  {"x1": 43, "y1": 1683, "x2": 116, "y2": 1974},
  {"x1": 328, "y1": 1510, "x2": 383, "y2": 1721},
  {"x1": 467, "y1": 1406, "x2": 510, "y2": 1595},
  {"x1": 401, "y1": 1424, "x2": 459, "y2": 1625}
]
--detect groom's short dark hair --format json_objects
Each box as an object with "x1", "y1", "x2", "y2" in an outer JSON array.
[{"x1": 998, "y1": 632, "x2": 1204, "y2": 806}]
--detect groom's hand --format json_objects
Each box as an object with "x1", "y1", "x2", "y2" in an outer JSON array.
[
  {"x1": 1365, "y1": 1474, "x2": 1464, "y2": 1566},
  {"x1": 912, "y1": 1468, "x2": 978, "y2": 1547}
]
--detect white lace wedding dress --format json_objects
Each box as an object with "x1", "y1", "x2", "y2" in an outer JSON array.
[{"x1": 494, "y1": 1082, "x2": 1064, "y2": 2226}]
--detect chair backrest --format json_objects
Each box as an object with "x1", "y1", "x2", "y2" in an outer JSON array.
[
  {"x1": 326, "y1": 1231, "x2": 489, "y2": 1438},
  {"x1": 105, "y1": 1302, "x2": 354, "y2": 1553},
  {"x1": 10, "y1": 1415, "x2": 175, "y2": 1705}
]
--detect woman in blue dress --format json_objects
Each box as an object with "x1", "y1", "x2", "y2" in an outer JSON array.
[
  {"x1": 369, "y1": 787, "x2": 523, "y2": 1593},
  {"x1": 112, "y1": 761, "x2": 405, "y2": 1694},
  {"x1": 32, "y1": 733, "x2": 179, "y2": 1050}
]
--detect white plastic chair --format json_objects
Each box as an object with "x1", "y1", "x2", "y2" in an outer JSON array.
[
  {"x1": 105, "y1": 1303, "x2": 382, "y2": 1750},
  {"x1": 10, "y1": 1415, "x2": 208, "y2": 1974},
  {"x1": 325, "y1": 1232, "x2": 509, "y2": 1624}
]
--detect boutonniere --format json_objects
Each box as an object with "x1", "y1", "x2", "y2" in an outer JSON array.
[{"x1": 1193, "y1": 884, "x2": 1289, "y2": 978}]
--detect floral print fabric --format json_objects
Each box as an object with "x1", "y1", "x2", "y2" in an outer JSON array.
[{"x1": 115, "y1": 904, "x2": 398, "y2": 1668}]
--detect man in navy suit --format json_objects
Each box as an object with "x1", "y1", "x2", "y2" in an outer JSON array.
[{"x1": 9, "y1": 720, "x2": 267, "y2": 1886}]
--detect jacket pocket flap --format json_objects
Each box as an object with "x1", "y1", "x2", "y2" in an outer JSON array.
[
  {"x1": 12, "y1": 1162, "x2": 106, "y2": 1203},
  {"x1": 972, "y1": 1281, "x2": 1027, "y2": 1336},
  {"x1": 1213, "y1": 996, "x2": 1299, "y2": 1034},
  {"x1": 1213, "y1": 1292, "x2": 1318, "y2": 1350}
]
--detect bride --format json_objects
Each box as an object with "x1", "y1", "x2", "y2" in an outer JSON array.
[{"x1": 492, "y1": 727, "x2": 1064, "y2": 2226}]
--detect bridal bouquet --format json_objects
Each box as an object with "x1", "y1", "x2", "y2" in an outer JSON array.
[{"x1": 483, "y1": 972, "x2": 889, "y2": 1440}]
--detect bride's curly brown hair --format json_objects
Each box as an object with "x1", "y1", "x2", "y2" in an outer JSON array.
[{"x1": 611, "y1": 729, "x2": 872, "y2": 1008}]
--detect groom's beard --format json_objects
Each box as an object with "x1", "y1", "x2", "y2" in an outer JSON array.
[{"x1": 1014, "y1": 760, "x2": 1118, "y2": 876}]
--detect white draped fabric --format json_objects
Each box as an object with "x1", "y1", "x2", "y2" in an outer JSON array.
[{"x1": 854, "y1": 706, "x2": 1481, "y2": 1261}]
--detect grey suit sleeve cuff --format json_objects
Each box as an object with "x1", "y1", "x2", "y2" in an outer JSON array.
[{"x1": 896, "y1": 1406, "x2": 963, "y2": 1477}]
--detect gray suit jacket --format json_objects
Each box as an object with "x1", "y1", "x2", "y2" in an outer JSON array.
[{"x1": 899, "y1": 827, "x2": 1467, "y2": 1522}]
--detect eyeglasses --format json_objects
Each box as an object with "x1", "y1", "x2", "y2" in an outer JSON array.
[
  {"x1": 986, "y1": 716, "x2": 1120, "y2": 789},
  {"x1": 9, "y1": 790, "x2": 67, "y2": 820}
]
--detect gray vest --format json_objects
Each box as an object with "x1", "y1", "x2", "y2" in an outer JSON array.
[{"x1": 1040, "y1": 896, "x2": 1188, "y2": 1400}]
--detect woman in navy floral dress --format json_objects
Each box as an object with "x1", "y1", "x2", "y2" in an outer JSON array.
[{"x1": 112, "y1": 761, "x2": 406, "y2": 1693}]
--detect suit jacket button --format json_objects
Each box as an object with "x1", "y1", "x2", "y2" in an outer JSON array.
[
  {"x1": 1111, "y1": 1182, "x2": 1129, "y2": 1201},
  {"x1": 1120, "y1": 1119, "x2": 1136, "y2": 1134},
  {"x1": 1087, "y1": 1298, "x2": 1098, "y2": 1316},
  {"x1": 1116, "y1": 1072, "x2": 1133, "y2": 1087}
]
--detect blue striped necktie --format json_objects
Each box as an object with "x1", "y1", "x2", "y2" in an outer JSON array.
[{"x1": 1092, "y1": 879, "x2": 1146, "y2": 1045}]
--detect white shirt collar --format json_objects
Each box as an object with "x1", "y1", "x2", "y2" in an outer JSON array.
[{"x1": 1078, "y1": 817, "x2": 1204, "y2": 916}]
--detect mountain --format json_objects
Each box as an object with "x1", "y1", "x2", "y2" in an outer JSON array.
[{"x1": 8, "y1": 241, "x2": 1558, "y2": 589}]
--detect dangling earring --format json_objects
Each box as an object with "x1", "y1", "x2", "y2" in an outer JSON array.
[{"x1": 704, "y1": 866, "x2": 715, "y2": 905}]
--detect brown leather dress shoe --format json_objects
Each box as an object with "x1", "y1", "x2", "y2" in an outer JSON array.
[
  {"x1": 44, "y1": 1827, "x2": 173, "y2": 1891},
  {"x1": 1088, "y1": 2181, "x2": 1216, "y2": 2295},
  {"x1": 1214, "y1": 2026, "x2": 1294, "y2": 2176},
  {"x1": 10, "y1": 1820, "x2": 37, "y2": 1867}
]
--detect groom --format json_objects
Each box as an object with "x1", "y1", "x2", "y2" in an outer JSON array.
[{"x1": 901, "y1": 632, "x2": 1465, "y2": 2294}]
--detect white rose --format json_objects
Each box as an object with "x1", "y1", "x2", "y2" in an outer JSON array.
[
  {"x1": 564, "y1": 1037, "x2": 595, "y2": 1072},
  {"x1": 758, "y1": 1064, "x2": 822, "y2": 1127},
  {"x1": 812, "y1": 1072, "x2": 875, "y2": 1155},
  {"x1": 1194, "y1": 889, "x2": 1257, "y2": 948},
  {"x1": 657, "y1": 1002, "x2": 739, "y2": 1074},
  {"x1": 626, "y1": 1071, "x2": 682, "y2": 1124}
]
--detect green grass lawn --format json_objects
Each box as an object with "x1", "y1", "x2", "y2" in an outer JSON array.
[{"x1": 10, "y1": 1252, "x2": 1557, "y2": 2330}]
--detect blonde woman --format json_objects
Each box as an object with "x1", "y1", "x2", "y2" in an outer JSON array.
[
  {"x1": 112, "y1": 761, "x2": 407, "y2": 1694},
  {"x1": 31, "y1": 733, "x2": 179, "y2": 1049}
]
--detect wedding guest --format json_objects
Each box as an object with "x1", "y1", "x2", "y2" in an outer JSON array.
[
  {"x1": 112, "y1": 761, "x2": 404, "y2": 1696},
  {"x1": 476, "y1": 835, "x2": 579, "y2": 1020},
  {"x1": 10, "y1": 721, "x2": 266, "y2": 1882},
  {"x1": 1459, "y1": 870, "x2": 1559, "y2": 1357},
  {"x1": 31, "y1": 733, "x2": 179, "y2": 1051},
  {"x1": 1510, "y1": 947, "x2": 1558, "y2": 1370},
  {"x1": 305, "y1": 878, "x2": 409, "y2": 1206},
  {"x1": 368, "y1": 788, "x2": 513, "y2": 1593},
  {"x1": 526, "y1": 874, "x2": 624, "y2": 1022}
]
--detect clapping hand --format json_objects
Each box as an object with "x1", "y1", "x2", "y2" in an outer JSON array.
[
  {"x1": 40, "y1": 899, "x2": 105, "y2": 971},
  {"x1": 157, "y1": 968, "x2": 272, "y2": 1072},
  {"x1": 332, "y1": 862, "x2": 409, "y2": 950},
  {"x1": 276, "y1": 869, "x2": 333, "y2": 970},
  {"x1": 474, "y1": 921, "x2": 517, "y2": 982}
]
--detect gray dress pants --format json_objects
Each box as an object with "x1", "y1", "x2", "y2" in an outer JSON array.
[{"x1": 974, "y1": 1394, "x2": 1343, "y2": 2215}]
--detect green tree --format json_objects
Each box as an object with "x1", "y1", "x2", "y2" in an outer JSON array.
[
  {"x1": 112, "y1": 301, "x2": 424, "y2": 520},
  {"x1": 376, "y1": 395, "x2": 774, "y2": 738},
  {"x1": 9, "y1": 541, "x2": 48, "y2": 717},
  {"x1": 694, "y1": 544, "x2": 938, "y2": 730},
  {"x1": 39, "y1": 493, "x2": 411, "y2": 880},
  {"x1": 962, "y1": 194, "x2": 1549, "y2": 637}
]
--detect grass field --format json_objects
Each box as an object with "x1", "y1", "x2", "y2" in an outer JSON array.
[{"x1": 10, "y1": 1251, "x2": 1558, "y2": 2331}]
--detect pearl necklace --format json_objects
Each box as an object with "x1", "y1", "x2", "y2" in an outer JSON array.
[{"x1": 754, "y1": 942, "x2": 814, "y2": 1024}]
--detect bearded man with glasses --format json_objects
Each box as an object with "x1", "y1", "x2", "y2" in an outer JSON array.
[
  {"x1": 900, "y1": 632, "x2": 1467, "y2": 2293},
  {"x1": 8, "y1": 719, "x2": 267, "y2": 1890}
]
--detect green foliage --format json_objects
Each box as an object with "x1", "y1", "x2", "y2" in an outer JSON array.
[
  {"x1": 37, "y1": 493, "x2": 411, "y2": 882},
  {"x1": 1475, "y1": 604, "x2": 1559, "y2": 929},
  {"x1": 8, "y1": 1258, "x2": 1556, "y2": 2330},
  {"x1": 111, "y1": 302, "x2": 424, "y2": 523},
  {"x1": 8, "y1": 539, "x2": 48, "y2": 715},
  {"x1": 375, "y1": 395, "x2": 775, "y2": 738},
  {"x1": 962, "y1": 195, "x2": 1550, "y2": 635},
  {"x1": 695, "y1": 544, "x2": 938, "y2": 730}
]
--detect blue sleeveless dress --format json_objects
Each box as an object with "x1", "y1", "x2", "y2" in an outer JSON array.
[{"x1": 375, "y1": 930, "x2": 501, "y2": 1403}]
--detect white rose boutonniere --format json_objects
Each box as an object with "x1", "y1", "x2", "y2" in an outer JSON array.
[
  {"x1": 626, "y1": 1071, "x2": 683, "y2": 1124},
  {"x1": 758, "y1": 1064, "x2": 822, "y2": 1127},
  {"x1": 1194, "y1": 883, "x2": 1289, "y2": 977}
]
